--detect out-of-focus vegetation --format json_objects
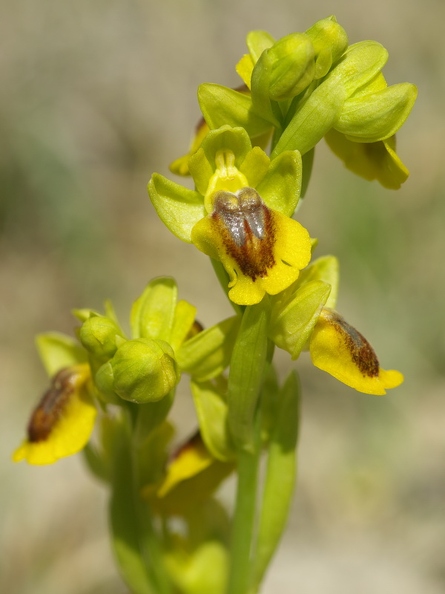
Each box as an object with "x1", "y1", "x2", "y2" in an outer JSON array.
[{"x1": 1, "y1": 1, "x2": 444, "y2": 593}]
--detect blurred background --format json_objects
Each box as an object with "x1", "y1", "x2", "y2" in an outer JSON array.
[{"x1": 1, "y1": 0, "x2": 444, "y2": 592}]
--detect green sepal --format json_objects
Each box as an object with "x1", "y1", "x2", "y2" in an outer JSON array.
[
  {"x1": 148, "y1": 173, "x2": 204, "y2": 243},
  {"x1": 269, "y1": 280, "x2": 331, "y2": 359},
  {"x1": 246, "y1": 30, "x2": 275, "y2": 62},
  {"x1": 305, "y1": 16, "x2": 348, "y2": 79},
  {"x1": 335, "y1": 82, "x2": 418, "y2": 142},
  {"x1": 297, "y1": 255, "x2": 340, "y2": 309},
  {"x1": 256, "y1": 149, "x2": 302, "y2": 216},
  {"x1": 191, "y1": 379, "x2": 235, "y2": 462},
  {"x1": 35, "y1": 332, "x2": 87, "y2": 376},
  {"x1": 188, "y1": 147, "x2": 214, "y2": 196},
  {"x1": 198, "y1": 84, "x2": 272, "y2": 138},
  {"x1": 262, "y1": 33, "x2": 316, "y2": 101},
  {"x1": 177, "y1": 316, "x2": 241, "y2": 381},
  {"x1": 333, "y1": 40, "x2": 389, "y2": 98},
  {"x1": 249, "y1": 53, "x2": 282, "y2": 127},
  {"x1": 170, "y1": 299, "x2": 197, "y2": 353},
  {"x1": 253, "y1": 371, "x2": 300, "y2": 589},
  {"x1": 227, "y1": 302, "x2": 270, "y2": 450},
  {"x1": 131, "y1": 277, "x2": 178, "y2": 342}
]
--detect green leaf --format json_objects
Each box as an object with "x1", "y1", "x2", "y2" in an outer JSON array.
[
  {"x1": 148, "y1": 174, "x2": 204, "y2": 243},
  {"x1": 35, "y1": 332, "x2": 87, "y2": 376},
  {"x1": 253, "y1": 371, "x2": 300, "y2": 589},
  {"x1": 198, "y1": 84, "x2": 273, "y2": 138},
  {"x1": 227, "y1": 302, "x2": 269, "y2": 450},
  {"x1": 131, "y1": 277, "x2": 177, "y2": 342}
]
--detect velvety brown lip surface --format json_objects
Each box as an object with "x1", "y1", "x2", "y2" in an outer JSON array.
[
  {"x1": 212, "y1": 188, "x2": 276, "y2": 281},
  {"x1": 27, "y1": 368, "x2": 78, "y2": 443},
  {"x1": 329, "y1": 311, "x2": 380, "y2": 377}
]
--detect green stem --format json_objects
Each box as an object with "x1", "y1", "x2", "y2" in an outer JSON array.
[
  {"x1": 109, "y1": 411, "x2": 171, "y2": 594},
  {"x1": 227, "y1": 437, "x2": 261, "y2": 594}
]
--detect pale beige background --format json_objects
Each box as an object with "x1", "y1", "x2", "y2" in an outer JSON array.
[{"x1": 1, "y1": 0, "x2": 444, "y2": 592}]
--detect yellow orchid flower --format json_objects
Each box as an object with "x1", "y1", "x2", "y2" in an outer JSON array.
[
  {"x1": 12, "y1": 364, "x2": 97, "y2": 465},
  {"x1": 192, "y1": 187, "x2": 311, "y2": 306},
  {"x1": 309, "y1": 308, "x2": 403, "y2": 395}
]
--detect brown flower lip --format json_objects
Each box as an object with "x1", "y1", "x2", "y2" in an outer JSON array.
[
  {"x1": 27, "y1": 368, "x2": 79, "y2": 443},
  {"x1": 328, "y1": 310, "x2": 380, "y2": 377},
  {"x1": 212, "y1": 188, "x2": 276, "y2": 281}
]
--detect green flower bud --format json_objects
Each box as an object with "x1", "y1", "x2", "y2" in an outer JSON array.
[
  {"x1": 106, "y1": 338, "x2": 179, "y2": 403},
  {"x1": 263, "y1": 33, "x2": 316, "y2": 101},
  {"x1": 305, "y1": 16, "x2": 348, "y2": 79},
  {"x1": 79, "y1": 314, "x2": 124, "y2": 360}
]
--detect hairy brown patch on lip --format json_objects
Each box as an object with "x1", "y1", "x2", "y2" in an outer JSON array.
[
  {"x1": 27, "y1": 368, "x2": 81, "y2": 443},
  {"x1": 212, "y1": 188, "x2": 276, "y2": 281},
  {"x1": 328, "y1": 311, "x2": 380, "y2": 377}
]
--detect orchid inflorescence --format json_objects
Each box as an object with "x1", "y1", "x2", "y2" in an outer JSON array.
[{"x1": 14, "y1": 16, "x2": 416, "y2": 594}]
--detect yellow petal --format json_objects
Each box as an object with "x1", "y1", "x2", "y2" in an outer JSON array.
[
  {"x1": 309, "y1": 309, "x2": 403, "y2": 395},
  {"x1": 191, "y1": 188, "x2": 311, "y2": 306},
  {"x1": 325, "y1": 129, "x2": 409, "y2": 189},
  {"x1": 12, "y1": 364, "x2": 96, "y2": 465},
  {"x1": 157, "y1": 432, "x2": 214, "y2": 497},
  {"x1": 146, "y1": 432, "x2": 234, "y2": 515}
]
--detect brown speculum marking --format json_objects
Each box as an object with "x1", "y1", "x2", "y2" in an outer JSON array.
[
  {"x1": 212, "y1": 188, "x2": 276, "y2": 281},
  {"x1": 27, "y1": 367, "x2": 80, "y2": 443},
  {"x1": 330, "y1": 311, "x2": 380, "y2": 377}
]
